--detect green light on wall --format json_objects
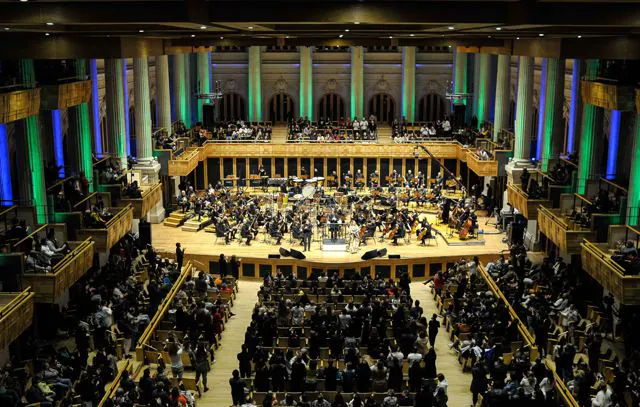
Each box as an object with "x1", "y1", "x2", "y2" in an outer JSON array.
[
  {"x1": 248, "y1": 47, "x2": 262, "y2": 121},
  {"x1": 78, "y1": 103, "x2": 94, "y2": 191},
  {"x1": 628, "y1": 114, "x2": 640, "y2": 225},
  {"x1": 476, "y1": 54, "x2": 488, "y2": 129},
  {"x1": 300, "y1": 47, "x2": 313, "y2": 119},
  {"x1": 25, "y1": 115, "x2": 46, "y2": 223},
  {"x1": 577, "y1": 59, "x2": 600, "y2": 195},
  {"x1": 541, "y1": 59, "x2": 559, "y2": 173}
]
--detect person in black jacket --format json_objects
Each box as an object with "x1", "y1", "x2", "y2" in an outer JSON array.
[
  {"x1": 470, "y1": 362, "x2": 488, "y2": 405},
  {"x1": 229, "y1": 369, "x2": 246, "y2": 406}
]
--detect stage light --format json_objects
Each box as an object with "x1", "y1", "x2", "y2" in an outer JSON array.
[
  {"x1": 139, "y1": 29, "x2": 144, "y2": 33},
  {"x1": 345, "y1": 29, "x2": 350, "y2": 32}
]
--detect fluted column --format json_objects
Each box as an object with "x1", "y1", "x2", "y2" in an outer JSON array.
[
  {"x1": 453, "y1": 50, "x2": 469, "y2": 124},
  {"x1": 171, "y1": 53, "x2": 187, "y2": 125},
  {"x1": 248, "y1": 46, "x2": 262, "y2": 122},
  {"x1": 183, "y1": 54, "x2": 193, "y2": 127},
  {"x1": 493, "y1": 54, "x2": 510, "y2": 141},
  {"x1": 577, "y1": 59, "x2": 603, "y2": 194},
  {"x1": 90, "y1": 59, "x2": 103, "y2": 156},
  {"x1": 540, "y1": 58, "x2": 566, "y2": 172},
  {"x1": 477, "y1": 53, "x2": 493, "y2": 128},
  {"x1": 535, "y1": 59, "x2": 549, "y2": 160},
  {"x1": 105, "y1": 58, "x2": 128, "y2": 168},
  {"x1": 67, "y1": 59, "x2": 94, "y2": 190},
  {"x1": 123, "y1": 60, "x2": 131, "y2": 156},
  {"x1": 401, "y1": 46, "x2": 416, "y2": 122},
  {"x1": 17, "y1": 59, "x2": 47, "y2": 223},
  {"x1": 627, "y1": 114, "x2": 640, "y2": 225},
  {"x1": 567, "y1": 59, "x2": 582, "y2": 154},
  {"x1": 156, "y1": 55, "x2": 172, "y2": 130},
  {"x1": 513, "y1": 56, "x2": 534, "y2": 161},
  {"x1": 472, "y1": 53, "x2": 481, "y2": 121},
  {"x1": 300, "y1": 46, "x2": 313, "y2": 119},
  {"x1": 350, "y1": 46, "x2": 364, "y2": 119},
  {"x1": 0, "y1": 124, "x2": 12, "y2": 204},
  {"x1": 133, "y1": 57, "x2": 153, "y2": 163},
  {"x1": 606, "y1": 110, "x2": 622, "y2": 180},
  {"x1": 197, "y1": 52, "x2": 212, "y2": 124}
]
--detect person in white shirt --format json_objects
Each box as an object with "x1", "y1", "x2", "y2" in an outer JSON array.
[
  {"x1": 591, "y1": 384, "x2": 612, "y2": 407},
  {"x1": 420, "y1": 126, "x2": 429, "y2": 137},
  {"x1": 435, "y1": 373, "x2": 448, "y2": 395},
  {"x1": 520, "y1": 371, "x2": 537, "y2": 397},
  {"x1": 338, "y1": 309, "x2": 352, "y2": 329},
  {"x1": 407, "y1": 347, "x2": 423, "y2": 366},
  {"x1": 442, "y1": 119, "x2": 451, "y2": 132},
  {"x1": 386, "y1": 346, "x2": 404, "y2": 366},
  {"x1": 428, "y1": 125, "x2": 437, "y2": 136},
  {"x1": 539, "y1": 371, "x2": 555, "y2": 398}
]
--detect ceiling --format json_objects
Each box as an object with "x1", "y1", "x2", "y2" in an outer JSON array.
[{"x1": 0, "y1": 0, "x2": 638, "y2": 59}]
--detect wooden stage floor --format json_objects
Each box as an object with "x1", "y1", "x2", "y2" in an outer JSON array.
[{"x1": 151, "y1": 214, "x2": 508, "y2": 262}]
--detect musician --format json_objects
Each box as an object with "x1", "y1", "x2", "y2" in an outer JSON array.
[
  {"x1": 280, "y1": 181, "x2": 288, "y2": 194},
  {"x1": 390, "y1": 220, "x2": 405, "y2": 246},
  {"x1": 241, "y1": 219, "x2": 257, "y2": 245},
  {"x1": 440, "y1": 199, "x2": 451, "y2": 224},
  {"x1": 370, "y1": 170, "x2": 380, "y2": 188},
  {"x1": 328, "y1": 213, "x2": 341, "y2": 241},
  {"x1": 405, "y1": 169, "x2": 414, "y2": 188},
  {"x1": 268, "y1": 220, "x2": 283, "y2": 245},
  {"x1": 301, "y1": 220, "x2": 312, "y2": 252},
  {"x1": 355, "y1": 169, "x2": 364, "y2": 189},
  {"x1": 417, "y1": 219, "x2": 433, "y2": 245},
  {"x1": 344, "y1": 170, "x2": 353, "y2": 189},
  {"x1": 258, "y1": 165, "x2": 268, "y2": 190},
  {"x1": 216, "y1": 217, "x2": 235, "y2": 244},
  {"x1": 330, "y1": 170, "x2": 339, "y2": 188}
]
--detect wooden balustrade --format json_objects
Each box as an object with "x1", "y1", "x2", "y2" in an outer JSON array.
[
  {"x1": 12, "y1": 223, "x2": 67, "y2": 253},
  {"x1": 120, "y1": 183, "x2": 162, "y2": 218},
  {"x1": 465, "y1": 150, "x2": 498, "y2": 177},
  {"x1": 168, "y1": 148, "x2": 201, "y2": 177},
  {"x1": 507, "y1": 183, "x2": 552, "y2": 220},
  {"x1": 0, "y1": 88, "x2": 40, "y2": 123},
  {"x1": 581, "y1": 240, "x2": 640, "y2": 306},
  {"x1": 97, "y1": 359, "x2": 133, "y2": 407},
  {"x1": 0, "y1": 288, "x2": 35, "y2": 350},
  {"x1": 40, "y1": 80, "x2": 92, "y2": 110},
  {"x1": 135, "y1": 262, "x2": 193, "y2": 361},
  {"x1": 580, "y1": 80, "x2": 636, "y2": 111},
  {"x1": 538, "y1": 206, "x2": 596, "y2": 254},
  {"x1": 21, "y1": 238, "x2": 95, "y2": 303},
  {"x1": 76, "y1": 205, "x2": 133, "y2": 251}
]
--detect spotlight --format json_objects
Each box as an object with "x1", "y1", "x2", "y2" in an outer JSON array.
[
  {"x1": 220, "y1": 36, "x2": 224, "y2": 39},
  {"x1": 46, "y1": 22, "x2": 54, "y2": 26},
  {"x1": 191, "y1": 34, "x2": 195, "y2": 37},
  {"x1": 345, "y1": 29, "x2": 350, "y2": 32},
  {"x1": 339, "y1": 34, "x2": 344, "y2": 38},
  {"x1": 578, "y1": 35, "x2": 582, "y2": 39},
  {"x1": 4, "y1": 27, "x2": 9, "y2": 31},
  {"x1": 448, "y1": 26, "x2": 454, "y2": 30},
  {"x1": 248, "y1": 26, "x2": 253, "y2": 30},
  {"x1": 410, "y1": 34, "x2": 415, "y2": 37},
  {"x1": 539, "y1": 33, "x2": 544, "y2": 37},
  {"x1": 389, "y1": 36, "x2": 393, "y2": 39},
  {"x1": 516, "y1": 37, "x2": 520, "y2": 40},
  {"x1": 45, "y1": 33, "x2": 50, "y2": 36},
  {"x1": 200, "y1": 25, "x2": 206, "y2": 29},
  {"x1": 496, "y1": 27, "x2": 502, "y2": 31},
  {"x1": 139, "y1": 29, "x2": 144, "y2": 33}
]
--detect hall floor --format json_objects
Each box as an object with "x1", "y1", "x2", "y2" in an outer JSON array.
[{"x1": 196, "y1": 280, "x2": 473, "y2": 407}]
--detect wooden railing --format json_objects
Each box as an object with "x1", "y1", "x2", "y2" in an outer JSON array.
[
  {"x1": 506, "y1": 183, "x2": 552, "y2": 220},
  {"x1": 581, "y1": 240, "x2": 640, "y2": 306},
  {"x1": 12, "y1": 223, "x2": 67, "y2": 253},
  {"x1": 0, "y1": 88, "x2": 40, "y2": 123},
  {"x1": 97, "y1": 359, "x2": 133, "y2": 407},
  {"x1": 22, "y1": 238, "x2": 95, "y2": 303},
  {"x1": 0, "y1": 288, "x2": 35, "y2": 350},
  {"x1": 168, "y1": 148, "x2": 201, "y2": 177},
  {"x1": 135, "y1": 262, "x2": 193, "y2": 361},
  {"x1": 538, "y1": 205, "x2": 596, "y2": 254},
  {"x1": 477, "y1": 264, "x2": 579, "y2": 407},
  {"x1": 120, "y1": 183, "x2": 162, "y2": 219},
  {"x1": 76, "y1": 205, "x2": 133, "y2": 251}
]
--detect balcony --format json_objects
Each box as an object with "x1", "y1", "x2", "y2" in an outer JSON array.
[
  {"x1": 0, "y1": 289, "x2": 34, "y2": 350},
  {"x1": 120, "y1": 183, "x2": 163, "y2": 219},
  {"x1": 507, "y1": 183, "x2": 552, "y2": 220},
  {"x1": 76, "y1": 205, "x2": 133, "y2": 251},
  {"x1": 21, "y1": 238, "x2": 95, "y2": 303},
  {"x1": 40, "y1": 80, "x2": 92, "y2": 110},
  {"x1": 580, "y1": 79, "x2": 635, "y2": 111},
  {"x1": 168, "y1": 147, "x2": 201, "y2": 177},
  {"x1": 0, "y1": 87, "x2": 40, "y2": 123},
  {"x1": 538, "y1": 205, "x2": 596, "y2": 255},
  {"x1": 580, "y1": 226, "x2": 640, "y2": 306}
]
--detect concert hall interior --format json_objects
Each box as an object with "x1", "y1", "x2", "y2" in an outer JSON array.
[{"x1": 1, "y1": 1, "x2": 640, "y2": 407}]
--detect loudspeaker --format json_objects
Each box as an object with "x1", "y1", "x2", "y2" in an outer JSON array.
[
  {"x1": 377, "y1": 248, "x2": 388, "y2": 257},
  {"x1": 268, "y1": 254, "x2": 281, "y2": 259},
  {"x1": 361, "y1": 249, "x2": 379, "y2": 260},
  {"x1": 203, "y1": 104, "x2": 215, "y2": 128},
  {"x1": 388, "y1": 254, "x2": 401, "y2": 259},
  {"x1": 289, "y1": 248, "x2": 306, "y2": 260},
  {"x1": 278, "y1": 247, "x2": 291, "y2": 257},
  {"x1": 139, "y1": 220, "x2": 152, "y2": 248}
]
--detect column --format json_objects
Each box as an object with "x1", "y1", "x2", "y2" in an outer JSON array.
[
  {"x1": 183, "y1": 54, "x2": 192, "y2": 127},
  {"x1": 156, "y1": 55, "x2": 172, "y2": 131},
  {"x1": 577, "y1": 59, "x2": 603, "y2": 194},
  {"x1": 493, "y1": 54, "x2": 510, "y2": 141},
  {"x1": 627, "y1": 114, "x2": 640, "y2": 225},
  {"x1": 90, "y1": 59, "x2": 103, "y2": 156},
  {"x1": 299, "y1": 46, "x2": 313, "y2": 120},
  {"x1": 567, "y1": 59, "x2": 582, "y2": 154},
  {"x1": 248, "y1": 46, "x2": 262, "y2": 122},
  {"x1": 535, "y1": 59, "x2": 549, "y2": 160},
  {"x1": 513, "y1": 56, "x2": 534, "y2": 162},
  {"x1": 123, "y1": 59, "x2": 131, "y2": 156},
  {"x1": 540, "y1": 59, "x2": 566, "y2": 172},
  {"x1": 51, "y1": 109, "x2": 64, "y2": 177},
  {"x1": 606, "y1": 110, "x2": 621, "y2": 180},
  {"x1": 133, "y1": 57, "x2": 153, "y2": 163},
  {"x1": 0, "y1": 123, "x2": 12, "y2": 204},
  {"x1": 477, "y1": 53, "x2": 492, "y2": 128},
  {"x1": 171, "y1": 53, "x2": 187, "y2": 125},
  {"x1": 68, "y1": 59, "x2": 94, "y2": 190},
  {"x1": 350, "y1": 46, "x2": 364, "y2": 119},
  {"x1": 453, "y1": 50, "x2": 468, "y2": 126},
  {"x1": 18, "y1": 59, "x2": 47, "y2": 223},
  {"x1": 472, "y1": 53, "x2": 481, "y2": 121},
  {"x1": 105, "y1": 58, "x2": 128, "y2": 168},
  {"x1": 196, "y1": 51, "x2": 212, "y2": 124},
  {"x1": 401, "y1": 46, "x2": 416, "y2": 122}
]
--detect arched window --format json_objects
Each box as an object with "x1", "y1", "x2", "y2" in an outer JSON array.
[
  {"x1": 368, "y1": 93, "x2": 395, "y2": 124},
  {"x1": 417, "y1": 93, "x2": 446, "y2": 122},
  {"x1": 218, "y1": 93, "x2": 247, "y2": 122},
  {"x1": 317, "y1": 93, "x2": 346, "y2": 122},
  {"x1": 268, "y1": 93, "x2": 295, "y2": 123}
]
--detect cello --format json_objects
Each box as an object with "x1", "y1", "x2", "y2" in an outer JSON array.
[{"x1": 459, "y1": 217, "x2": 473, "y2": 240}]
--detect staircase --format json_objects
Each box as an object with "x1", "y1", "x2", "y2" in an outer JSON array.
[
  {"x1": 163, "y1": 210, "x2": 189, "y2": 227},
  {"x1": 181, "y1": 216, "x2": 211, "y2": 232},
  {"x1": 271, "y1": 125, "x2": 288, "y2": 144},
  {"x1": 377, "y1": 125, "x2": 393, "y2": 145}
]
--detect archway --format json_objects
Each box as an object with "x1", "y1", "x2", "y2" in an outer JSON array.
[
  {"x1": 368, "y1": 93, "x2": 395, "y2": 124},
  {"x1": 318, "y1": 93, "x2": 346, "y2": 122},
  {"x1": 219, "y1": 92, "x2": 247, "y2": 122},
  {"x1": 268, "y1": 93, "x2": 295, "y2": 123},
  {"x1": 417, "y1": 93, "x2": 446, "y2": 122}
]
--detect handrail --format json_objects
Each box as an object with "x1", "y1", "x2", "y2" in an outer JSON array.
[
  {"x1": 538, "y1": 205, "x2": 570, "y2": 230},
  {"x1": 46, "y1": 176, "x2": 74, "y2": 193},
  {"x1": 582, "y1": 239, "x2": 627, "y2": 277},
  {"x1": 599, "y1": 177, "x2": 628, "y2": 194},
  {"x1": 574, "y1": 193, "x2": 594, "y2": 206},
  {"x1": 136, "y1": 262, "x2": 193, "y2": 359},
  {"x1": 72, "y1": 192, "x2": 98, "y2": 211},
  {"x1": 50, "y1": 238, "x2": 94, "y2": 274},
  {"x1": 0, "y1": 205, "x2": 17, "y2": 218},
  {"x1": 105, "y1": 205, "x2": 133, "y2": 229},
  {"x1": 508, "y1": 183, "x2": 549, "y2": 202},
  {"x1": 12, "y1": 224, "x2": 48, "y2": 251},
  {"x1": 544, "y1": 361, "x2": 579, "y2": 407},
  {"x1": 97, "y1": 359, "x2": 132, "y2": 407},
  {"x1": 560, "y1": 157, "x2": 578, "y2": 169},
  {"x1": 0, "y1": 288, "x2": 33, "y2": 320}
]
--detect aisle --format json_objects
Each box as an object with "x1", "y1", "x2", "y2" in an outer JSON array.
[
  {"x1": 410, "y1": 281, "x2": 473, "y2": 407},
  {"x1": 198, "y1": 280, "x2": 261, "y2": 406}
]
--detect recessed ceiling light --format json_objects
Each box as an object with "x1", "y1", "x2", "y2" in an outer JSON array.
[
  {"x1": 345, "y1": 29, "x2": 350, "y2": 32},
  {"x1": 339, "y1": 34, "x2": 344, "y2": 38},
  {"x1": 285, "y1": 35, "x2": 289, "y2": 39},
  {"x1": 200, "y1": 25, "x2": 206, "y2": 29},
  {"x1": 410, "y1": 34, "x2": 415, "y2": 37},
  {"x1": 4, "y1": 27, "x2": 9, "y2": 31},
  {"x1": 45, "y1": 33, "x2": 50, "y2": 36},
  {"x1": 248, "y1": 26, "x2": 253, "y2": 30},
  {"x1": 389, "y1": 36, "x2": 393, "y2": 39},
  {"x1": 496, "y1": 27, "x2": 502, "y2": 31},
  {"x1": 448, "y1": 26, "x2": 455, "y2": 30},
  {"x1": 578, "y1": 35, "x2": 582, "y2": 39},
  {"x1": 139, "y1": 29, "x2": 144, "y2": 33},
  {"x1": 220, "y1": 36, "x2": 224, "y2": 39},
  {"x1": 354, "y1": 21, "x2": 360, "y2": 25},
  {"x1": 20, "y1": 0, "x2": 28, "y2": 2},
  {"x1": 488, "y1": 35, "x2": 492, "y2": 38},
  {"x1": 516, "y1": 37, "x2": 520, "y2": 40},
  {"x1": 46, "y1": 22, "x2": 54, "y2": 26},
  {"x1": 539, "y1": 33, "x2": 544, "y2": 37},
  {"x1": 191, "y1": 34, "x2": 195, "y2": 38}
]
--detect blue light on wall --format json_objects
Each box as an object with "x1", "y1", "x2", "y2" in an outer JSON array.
[
  {"x1": 567, "y1": 60, "x2": 580, "y2": 154},
  {"x1": 606, "y1": 109, "x2": 621, "y2": 180},
  {"x1": 535, "y1": 59, "x2": 548, "y2": 161},
  {"x1": 52, "y1": 109, "x2": 65, "y2": 177},
  {"x1": 0, "y1": 123, "x2": 12, "y2": 204},
  {"x1": 123, "y1": 59, "x2": 131, "y2": 156},
  {"x1": 90, "y1": 59, "x2": 102, "y2": 156}
]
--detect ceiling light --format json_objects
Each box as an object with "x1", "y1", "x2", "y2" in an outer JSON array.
[
  {"x1": 220, "y1": 36, "x2": 224, "y2": 39},
  {"x1": 345, "y1": 29, "x2": 350, "y2": 32},
  {"x1": 354, "y1": 21, "x2": 360, "y2": 25},
  {"x1": 46, "y1": 22, "x2": 54, "y2": 26},
  {"x1": 488, "y1": 35, "x2": 492, "y2": 38},
  {"x1": 20, "y1": 0, "x2": 28, "y2": 2},
  {"x1": 4, "y1": 27, "x2": 9, "y2": 31},
  {"x1": 200, "y1": 26, "x2": 206, "y2": 29},
  {"x1": 191, "y1": 34, "x2": 195, "y2": 37},
  {"x1": 496, "y1": 27, "x2": 502, "y2": 31},
  {"x1": 285, "y1": 35, "x2": 289, "y2": 39},
  {"x1": 448, "y1": 26, "x2": 454, "y2": 30},
  {"x1": 339, "y1": 34, "x2": 344, "y2": 38},
  {"x1": 410, "y1": 34, "x2": 415, "y2": 37},
  {"x1": 578, "y1": 35, "x2": 582, "y2": 39},
  {"x1": 389, "y1": 36, "x2": 393, "y2": 39},
  {"x1": 45, "y1": 33, "x2": 50, "y2": 36},
  {"x1": 539, "y1": 33, "x2": 544, "y2": 37},
  {"x1": 248, "y1": 26, "x2": 253, "y2": 30},
  {"x1": 516, "y1": 37, "x2": 520, "y2": 40},
  {"x1": 139, "y1": 29, "x2": 144, "y2": 33}
]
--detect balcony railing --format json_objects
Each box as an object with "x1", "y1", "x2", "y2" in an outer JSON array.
[
  {"x1": 76, "y1": 205, "x2": 133, "y2": 251},
  {"x1": 0, "y1": 288, "x2": 35, "y2": 350},
  {"x1": 120, "y1": 183, "x2": 163, "y2": 219}
]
